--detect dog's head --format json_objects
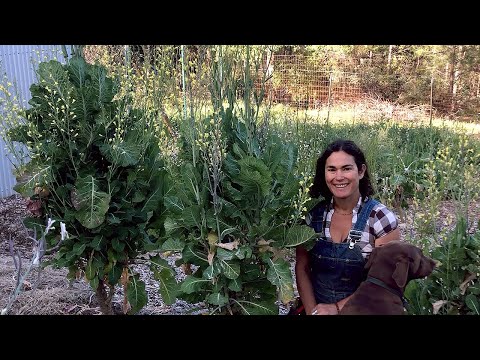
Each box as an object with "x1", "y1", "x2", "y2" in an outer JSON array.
[{"x1": 364, "y1": 240, "x2": 436, "y2": 290}]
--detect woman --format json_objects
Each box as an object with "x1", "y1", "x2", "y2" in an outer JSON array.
[{"x1": 295, "y1": 139, "x2": 400, "y2": 315}]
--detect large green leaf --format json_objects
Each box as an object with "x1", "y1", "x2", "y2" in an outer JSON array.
[
  {"x1": 127, "y1": 274, "x2": 147, "y2": 314},
  {"x1": 90, "y1": 64, "x2": 115, "y2": 104},
  {"x1": 141, "y1": 187, "x2": 163, "y2": 213},
  {"x1": 235, "y1": 156, "x2": 272, "y2": 198},
  {"x1": 216, "y1": 248, "x2": 235, "y2": 261},
  {"x1": 203, "y1": 262, "x2": 221, "y2": 280},
  {"x1": 228, "y1": 278, "x2": 242, "y2": 292},
  {"x1": 108, "y1": 264, "x2": 123, "y2": 285},
  {"x1": 85, "y1": 259, "x2": 97, "y2": 280},
  {"x1": 223, "y1": 180, "x2": 243, "y2": 202},
  {"x1": 235, "y1": 300, "x2": 277, "y2": 315},
  {"x1": 283, "y1": 225, "x2": 316, "y2": 247},
  {"x1": 242, "y1": 264, "x2": 262, "y2": 281},
  {"x1": 182, "y1": 243, "x2": 208, "y2": 265},
  {"x1": 14, "y1": 164, "x2": 52, "y2": 197},
  {"x1": 67, "y1": 57, "x2": 97, "y2": 119},
  {"x1": 207, "y1": 292, "x2": 228, "y2": 306},
  {"x1": 179, "y1": 162, "x2": 203, "y2": 204},
  {"x1": 164, "y1": 217, "x2": 183, "y2": 235},
  {"x1": 152, "y1": 268, "x2": 178, "y2": 305},
  {"x1": 219, "y1": 259, "x2": 241, "y2": 280},
  {"x1": 164, "y1": 195, "x2": 185, "y2": 214},
  {"x1": 72, "y1": 242, "x2": 86, "y2": 256},
  {"x1": 112, "y1": 238, "x2": 125, "y2": 252},
  {"x1": 161, "y1": 238, "x2": 185, "y2": 252},
  {"x1": 181, "y1": 205, "x2": 202, "y2": 228},
  {"x1": 465, "y1": 294, "x2": 480, "y2": 314},
  {"x1": 99, "y1": 140, "x2": 141, "y2": 167},
  {"x1": 261, "y1": 134, "x2": 287, "y2": 174},
  {"x1": 224, "y1": 153, "x2": 240, "y2": 177},
  {"x1": 37, "y1": 60, "x2": 70, "y2": 92},
  {"x1": 219, "y1": 198, "x2": 246, "y2": 221},
  {"x1": 149, "y1": 255, "x2": 175, "y2": 276},
  {"x1": 74, "y1": 175, "x2": 110, "y2": 229},
  {"x1": 266, "y1": 258, "x2": 294, "y2": 304},
  {"x1": 180, "y1": 275, "x2": 210, "y2": 294},
  {"x1": 67, "y1": 56, "x2": 88, "y2": 88},
  {"x1": 233, "y1": 246, "x2": 252, "y2": 260}
]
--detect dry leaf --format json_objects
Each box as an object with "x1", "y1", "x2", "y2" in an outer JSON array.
[
  {"x1": 122, "y1": 293, "x2": 131, "y2": 314},
  {"x1": 258, "y1": 239, "x2": 274, "y2": 253},
  {"x1": 216, "y1": 240, "x2": 239, "y2": 251},
  {"x1": 121, "y1": 267, "x2": 130, "y2": 314},
  {"x1": 207, "y1": 232, "x2": 219, "y2": 246},
  {"x1": 460, "y1": 273, "x2": 477, "y2": 295},
  {"x1": 70, "y1": 189, "x2": 80, "y2": 210},
  {"x1": 207, "y1": 252, "x2": 215, "y2": 266},
  {"x1": 257, "y1": 239, "x2": 273, "y2": 246},
  {"x1": 75, "y1": 269, "x2": 84, "y2": 280},
  {"x1": 182, "y1": 263, "x2": 192, "y2": 275},
  {"x1": 26, "y1": 198, "x2": 42, "y2": 216},
  {"x1": 23, "y1": 280, "x2": 32, "y2": 290},
  {"x1": 120, "y1": 267, "x2": 129, "y2": 286},
  {"x1": 270, "y1": 247, "x2": 285, "y2": 261},
  {"x1": 432, "y1": 300, "x2": 448, "y2": 314},
  {"x1": 34, "y1": 186, "x2": 50, "y2": 198}
]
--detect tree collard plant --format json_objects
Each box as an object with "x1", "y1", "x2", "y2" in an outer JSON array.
[
  {"x1": 6, "y1": 56, "x2": 172, "y2": 314},
  {"x1": 404, "y1": 218, "x2": 480, "y2": 315},
  {"x1": 161, "y1": 46, "x2": 317, "y2": 314},
  {"x1": 164, "y1": 109, "x2": 317, "y2": 315}
]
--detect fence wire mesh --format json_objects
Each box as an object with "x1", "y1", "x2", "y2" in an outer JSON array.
[{"x1": 82, "y1": 46, "x2": 480, "y2": 123}]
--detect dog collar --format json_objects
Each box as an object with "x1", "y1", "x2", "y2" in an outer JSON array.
[{"x1": 365, "y1": 275, "x2": 409, "y2": 308}]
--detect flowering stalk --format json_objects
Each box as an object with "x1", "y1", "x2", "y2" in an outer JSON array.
[{"x1": 1, "y1": 218, "x2": 68, "y2": 315}]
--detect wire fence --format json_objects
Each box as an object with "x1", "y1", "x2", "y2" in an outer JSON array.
[{"x1": 83, "y1": 46, "x2": 480, "y2": 123}]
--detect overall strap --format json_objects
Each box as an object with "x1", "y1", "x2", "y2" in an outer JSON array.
[
  {"x1": 308, "y1": 200, "x2": 329, "y2": 234},
  {"x1": 353, "y1": 198, "x2": 379, "y2": 231},
  {"x1": 348, "y1": 198, "x2": 379, "y2": 249}
]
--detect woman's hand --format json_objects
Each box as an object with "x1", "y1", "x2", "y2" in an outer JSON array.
[{"x1": 310, "y1": 303, "x2": 338, "y2": 315}]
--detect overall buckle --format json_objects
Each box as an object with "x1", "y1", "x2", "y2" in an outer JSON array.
[{"x1": 347, "y1": 230, "x2": 363, "y2": 249}]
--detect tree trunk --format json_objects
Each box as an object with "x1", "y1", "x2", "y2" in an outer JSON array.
[
  {"x1": 449, "y1": 46, "x2": 458, "y2": 114},
  {"x1": 96, "y1": 279, "x2": 114, "y2": 315},
  {"x1": 477, "y1": 73, "x2": 480, "y2": 98},
  {"x1": 387, "y1": 45, "x2": 393, "y2": 73}
]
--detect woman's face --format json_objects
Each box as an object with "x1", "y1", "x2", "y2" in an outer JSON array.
[{"x1": 325, "y1": 150, "x2": 365, "y2": 200}]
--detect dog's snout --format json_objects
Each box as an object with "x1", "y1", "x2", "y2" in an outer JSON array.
[{"x1": 416, "y1": 255, "x2": 436, "y2": 278}]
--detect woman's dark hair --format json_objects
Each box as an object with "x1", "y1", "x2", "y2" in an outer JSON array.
[{"x1": 309, "y1": 139, "x2": 374, "y2": 200}]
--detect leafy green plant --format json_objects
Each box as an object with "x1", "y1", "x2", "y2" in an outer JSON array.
[
  {"x1": 405, "y1": 218, "x2": 480, "y2": 315},
  {"x1": 164, "y1": 109, "x2": 316, "y2": 314},
  {"x1": 159, "y1": 46, "x2": 317, "y2": 315},
  {"x1": 5, "y1": 56, "x2": 172, "y2": 314}
]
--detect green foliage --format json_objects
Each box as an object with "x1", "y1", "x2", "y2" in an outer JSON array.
[
  {"x1": 405, "y1": 218, "x2": 480, "y2": 315},
  {"x1": 163, "y1": 106, "x2": 316, "y2": 315},
  {"x1": 6, "y1": 56, "x2": 172, "y2": 314}
]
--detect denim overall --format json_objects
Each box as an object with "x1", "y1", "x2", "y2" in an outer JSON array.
[{"x1": 308, "y1": 198, "x2": 378, "y2": 304}]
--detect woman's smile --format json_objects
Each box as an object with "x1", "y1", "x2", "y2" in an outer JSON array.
[{"x1": 325, "y1": 151, "x2": 364, "y2": 200}]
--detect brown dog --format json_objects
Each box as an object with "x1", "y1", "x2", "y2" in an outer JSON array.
[{"x1": 339, "y1": 240, "x2": 436, "y2": 315}]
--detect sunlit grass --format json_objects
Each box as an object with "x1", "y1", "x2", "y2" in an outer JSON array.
[{"x1": 263, "y1": 102, "x2": 480, "y2": 135}]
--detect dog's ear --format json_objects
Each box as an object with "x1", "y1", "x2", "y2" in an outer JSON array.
[
  {"x1": 365, "y1": 248, "x2": 378, "y2": 269},
  {"x1": 392, "y1": 259, "x2": 409, "y2": 288}
]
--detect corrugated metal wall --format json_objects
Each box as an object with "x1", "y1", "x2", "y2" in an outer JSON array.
[{"x1": 0, "y1": 45, "x2": 67, "y2": 198}]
